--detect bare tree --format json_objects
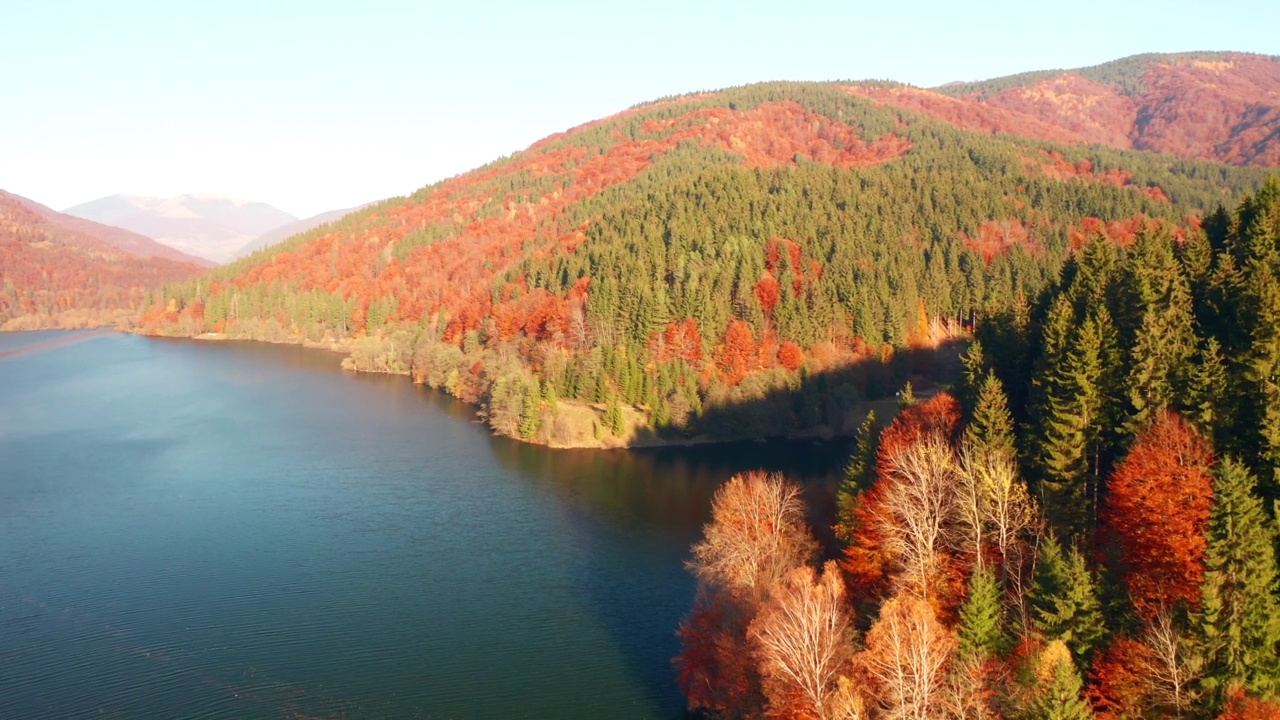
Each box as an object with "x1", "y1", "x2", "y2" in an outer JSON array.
[
  {"x1": 861, "y1": 594, "x2": 956, "y2": 720},
  {"x1": 749, "y1": 562, "x2": 864, "y2": 720},
  {"x1": 1143, "y1": 608, "x2": 1203, "y2": 718},
  {"x1": 958, "y1": 443, "x2": 1042, "y2": 619},
  {"x1": 689, "y1": 471, "x2": 817, "y2": 597},
  {"x1": 873, "y1": 435, "x2": 958, "y2": 599},
  {"x1": 566, "y1": 297, "x2": 591, "y2": 351}
]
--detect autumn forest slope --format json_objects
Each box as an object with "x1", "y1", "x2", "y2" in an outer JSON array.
[
  {"x1": 854, "y1": 51, "x2": 1280, "y2": 167},
  {"x1": 142, "y1": 54, "x2": 1278, "y2": 446},
  {"x1": 0, "y1": 191, "x2": 208, "y2": 330}
]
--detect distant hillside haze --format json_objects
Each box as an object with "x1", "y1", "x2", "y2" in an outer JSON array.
[
  {"x1": 0, "y1": 191, "x2": 213, "y2": 267},
  {"x1": 232, "y1": 206, "x2": 365, "y2": 260},
  {"x1": 64, "y1": 193, "x2": 298, "y2": 264},
  {"x1": 0, "y1": 190, "x2": 207, "y2": 330},
  {"x1": 847, "y1": 51, "x2": 1280, "y2": 167}
]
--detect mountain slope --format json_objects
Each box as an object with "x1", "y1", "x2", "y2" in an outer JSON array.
[
  {"x1": 65, "y1": 194, "x2": 298, "y2": 264},
  {"x1": 0, "y1": 191, "x2": 213, "y2": 267},
  {"x1": 232, "y1": 206, "x2": 364, "y2": 260},
  {"x1": 143, "y1": 68, "x2": 1274, "y2": 445},
  {"x1": 1, "y1": 192, "x2": 208, "y2": 330},
  {"x1": 847, "y1": 51, "x2": 1280, "y2": 167}
]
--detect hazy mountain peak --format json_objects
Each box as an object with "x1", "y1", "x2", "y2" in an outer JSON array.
[{"x1": 64, "y1": 193, "x2": 299, "y2": 264}]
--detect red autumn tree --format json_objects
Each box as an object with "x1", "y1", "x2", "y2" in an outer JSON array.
[
  {"x1": 1102, "y1": 410, "x2": 1214, "y2": 618},
  {"x1": 755, "y1": 274, "x2": 781, "y2": 316},
  {"x1": 717, "y1": 320, "x2": 758, "y2": 386},
  {"x1": 778, "y1": 341, "x2": 805, "y2": 371},
  {"x1": 840, "y1": 393, "x2": 963, "y2": 607},
  {"x1": 1087, "y1": 635, "x2": 1154, "y2": 719},
  {"x1": 675, "y1": 588, "x2": 764, "y2": 717}
]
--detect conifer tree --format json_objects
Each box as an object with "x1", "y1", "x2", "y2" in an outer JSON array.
[
  {"x1": 1121, "y1": 230, "x2": 1200, "y2": 433},
  {"x1": 957, "y1": 565, "x2": 1011, "y2": 660},
  {"x1": 1033, "y1": 305, "x2": 1104, "y2": 534},
  {"x1": 1030, "y1": 536, "x2": 1106, "y2": 666},
  {"x1": 964, "y1": 371, "x2": 1016, "y2": 459},
  {"x1": 1026, "y1": 641, "x2": 1095, "y2": 720},
  {"x1": 1186, "y1": 337, "x2": 1230, "y2": 439},
  {"x1": 959, "y1": 339, "x2": 988, "y2": 419},
  {"x1": 1198, "y1": 458, "x2": 1280, "y2": 700},
  {"x1": 605, "y1": 391, "x2": 624, "y2": 436},
  {"x1": 519, "y1": 379, "x2": 542, "y2": 440},
  {"x1": 898, "y1": 381, "x2": 917, "y2": 408},
  {"x1": 1243, "y1": 262, "x2": 1280, "y2": 495},
  {"x1": 834, "y1": 411, "x2": 878, "y2": 545}
]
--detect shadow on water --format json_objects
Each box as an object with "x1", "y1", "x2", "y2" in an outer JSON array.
[
  {"x1": 471, "y1": 341, "x2": 965, "y2": 714},
  {"x1": 485, "y1": 433, "x2": 856, "y2": 716},
  {"x1": 13, "y1": 335, "x2": 961, "y2": 718}
]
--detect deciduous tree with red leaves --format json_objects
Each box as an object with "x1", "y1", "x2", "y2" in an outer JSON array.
[
  {"x1": 839, "y1": 393, "x2": 963, "y2": 608},
  {"x1": 1102, "y1": 410, "x2": 1214, "y2": 618},
  {"x1": 718, "y1": 320, "x2": 759, "y2": 386}
]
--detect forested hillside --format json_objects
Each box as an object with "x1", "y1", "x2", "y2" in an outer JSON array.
[
  {"x1": 0, "y1": 192, "x2": 208, "y2": 330},
  {"x1": 675, "y1": 182, "x2": 1280, "y2": 719},
  {"x1": 140, "y1": 69, "x2": 1274, "y2": 446},
  {"x1": 855, "y1": 52, "x2": 1280, "y2": 167}
]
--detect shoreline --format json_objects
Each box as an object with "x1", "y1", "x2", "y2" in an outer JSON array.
[{"x1": 148, "y1": 331, "x2": 881, "y2": 451}]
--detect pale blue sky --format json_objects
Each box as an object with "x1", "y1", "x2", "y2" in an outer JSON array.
[{"x1": 2, "y1": 0, "x2": 1276, "y2": 217}]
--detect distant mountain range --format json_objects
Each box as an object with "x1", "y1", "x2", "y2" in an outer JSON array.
[
  {"x1": 63, "y1": 194, "x2": 298, "y2": 264},
  {"x1": 0, "y1": 190, "x2": 207, "y2": 330},
  {"x1": 232, "y1": 206, "x2": 364, "y2": 260}
]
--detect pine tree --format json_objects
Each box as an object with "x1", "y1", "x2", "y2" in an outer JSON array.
[
  {"x1": 965, "y1": 371, "x2": 1016, "y2": 459},
  {"x1": 1122, "y1": 231, "x2": 1200, "y2": 433},
  {"x1": 958, "y1": 565, "x2": 1011, "y2": 660},
  {"x1": 898, "y1": 381, "x2": 917, "y2": 408},
  {"x1": 1026, "y1": 641, "x2": 1095, "y2": 720},
  {"x1": 1244, "y1": 262, "x2": 1280, "y2": 497},
  {"x1": 1186, "y1": 337, "x2": 1230, "y2": 439},
  {"x1": 519, "y1": 379, "x2": 543, "y2": 440},
  {"x1": 834, "y1": 411, "x2": 878, "y2": 545},
  {"x1": 1198, "y1": 458, "x2": 1280, "y2": 701},
  {"x1": 1034, "y1": 306, "x2": 1104, "y2": 534},
  {"x1": 959, "y1": 339, "x2": 988, "y2": 419},
  {"x1": 1030, "y1": 536, "x2": 1106, "y2": 666},
  {"x1": 605, "y1": 391, "x2": 624, "y2": 436}
]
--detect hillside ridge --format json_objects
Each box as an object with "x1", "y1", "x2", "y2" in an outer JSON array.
[{"x1": 139, "y1": 61, "x2": 1277, "y2": 446}]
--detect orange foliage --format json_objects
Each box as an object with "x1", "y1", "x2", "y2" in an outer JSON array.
[
  {"x1": 717, "y1": 320, "x2": 758, "y2": 386},
  {"x1": 778, "y1": 341, "x2": 805, "y2": 371},
  {"x1": 649, "y1": 317, "x2": 704, "y2": 366},
  {"x1": 1087, "y1": 635, "x2": 1156, "y2": 719},
  {"x1": 1067, "y1": 216, "x2": 1155, "y2": 250},
  {"x1": 961, "y1": 218, "x2": 1030, "y2": 264},
  {"x1": 754, "y1": 273, "x2": 780, "y2": 314},
  {"x1": 1020, "y1": 150, "x2": 1169, "y2": 203},
  {"x1": 0, "y1": 194, "x2": 204, "y2": 326},
  {"x1": 875, "y1": 393, "x2": 963, "y2": 475},
  {"x1": 675, "y1": 590, "x2": 761, "y2": 716},
  {"x1": 841, "y1": 393, "x2": 963, "y2": 606},
  {"x1": 208, "y1": 100, "x2": 897, "y2": 350},
  {"x1": 643, "y1": 101, "x2": 912, "y2": 170},
  {"x1": 846, "y1": 54, "x2": 1280, "y2": 167},
  {"x1": 1218, "y1": 687, "x2": 1280, "y2": 720},
  {"x1": 1102, "y1": 410, "x2": 1214, "y2": 618}
]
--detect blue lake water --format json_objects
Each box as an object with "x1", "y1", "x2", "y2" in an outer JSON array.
[{"x1": 0, "y1": 331, "x2": 849, "y2": 718}]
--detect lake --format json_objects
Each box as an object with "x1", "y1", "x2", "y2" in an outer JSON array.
[{"x1": 0, "y1": 331, "x2": 851, "y2": 719}]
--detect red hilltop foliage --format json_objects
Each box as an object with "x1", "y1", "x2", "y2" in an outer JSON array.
[{"x1": 844, "y1": 54, "x2": 1280, "y2": 167}]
